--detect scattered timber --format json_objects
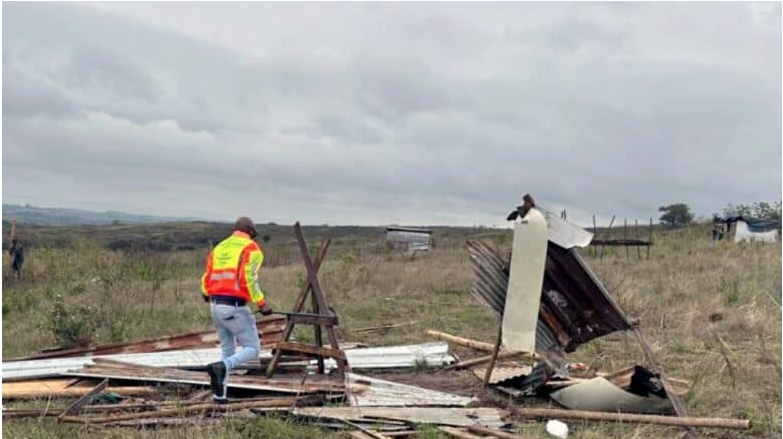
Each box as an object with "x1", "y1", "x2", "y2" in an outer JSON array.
[
  {"x1": 2, "y1": 379, "x2": 156, "y2": 399},
  {"x1": 60, "y1": 398, "x2": 305, "y2": 424},
  {"x1": 426, "y1": 330, "x2": 536, "y2": 360},
  {"x1": 515, "y1": 407, "x2": 750, "y2": 429},
  {"x1": 439, "y1": 426, "x2": 499, "y2": 439},
  {"x1": 467, "y1": 425, "x2": 532, "y2": 439},
  {"x1": 445, "y1": 351, "x2": 524, "y2": 370}
]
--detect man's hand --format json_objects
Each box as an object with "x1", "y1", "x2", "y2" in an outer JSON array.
[{"x1": 259, "y1": 304, "x2": 273, "y2": 315}]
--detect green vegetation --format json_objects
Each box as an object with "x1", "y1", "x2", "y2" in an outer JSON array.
[
  {"x1": 721, "y1": 201, "x2": 782, "y2": 220},
  {"x1": 658, "y1": 203, "x2": 694, "y2": 227},
  {"x1": 2, "y1": 221, "x2": 780, "y2": 438}
]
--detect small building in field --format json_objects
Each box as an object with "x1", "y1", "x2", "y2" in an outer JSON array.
[
  {"x1": 721, "y1": 216, "x2": 781, "y2": 243},
  {"x1": 385, "y1": 227, "x2": 434, "y2": 252}
]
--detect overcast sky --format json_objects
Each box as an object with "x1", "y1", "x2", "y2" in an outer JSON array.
[{"x1": 3, "y1": 2, "x2": 781, "y2": 226}]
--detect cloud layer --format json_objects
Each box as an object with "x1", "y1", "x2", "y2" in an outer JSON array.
[{"x1": 3, "y1": 2, "x2": 781, "y2": 226}]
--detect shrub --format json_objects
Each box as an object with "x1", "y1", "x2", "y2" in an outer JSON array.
[{"x1": 48, "y1": 294, "x2": 98, "y2": 347}]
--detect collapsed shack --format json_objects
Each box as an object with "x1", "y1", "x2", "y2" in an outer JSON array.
[{"x1": 2, "y1": 217, "x2": 752, "y2": 437}]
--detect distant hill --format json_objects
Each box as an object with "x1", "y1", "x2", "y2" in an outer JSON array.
[{"x1": 2, "y1": 204, "x2": 200, "y2": 226}]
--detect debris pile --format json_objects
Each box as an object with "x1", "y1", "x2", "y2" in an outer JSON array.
[{"x1": 2, "y1": 211, "x2": 753, "y2": 436}]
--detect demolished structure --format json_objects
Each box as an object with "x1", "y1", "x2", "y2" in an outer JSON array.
[{"x1": 2, "y1": 213, "x2": 752, "y2": 437}]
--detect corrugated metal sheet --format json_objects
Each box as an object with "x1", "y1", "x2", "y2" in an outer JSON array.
[
  {"x1": 346, "y1": 373, "x2": 475, "y2": 407},
  {"x1": 65, "y1": 361, "x2": 344, "y2": 394},
  {"x1": 7, "y1": 317, "x2": 286, "y2": 361},
  {"x1": 3, "y1": 342, "x2": 456, "y2": 380},
  {"x1": 317, "y1": 342, "x2": 455, "y2": 371},
  {"x1": 467, "y1": 240, "x2": 632, "y2": 354},
  {"x1": 292, "y1": 406, "x2": 506, "y2": 428},
  {"x1": 471, "y1": 365, "x2": 532, "y2": 385}
]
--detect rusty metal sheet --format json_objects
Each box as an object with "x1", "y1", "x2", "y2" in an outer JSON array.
[
  {"x1": 467, "y1": 240, "x2": 632, "y2": 354},
  {"x1": 7, "y1": 317, "x2": 286, "y2": 361}
]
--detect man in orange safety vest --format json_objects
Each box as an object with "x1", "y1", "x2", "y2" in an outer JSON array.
[{"x1": 201, "y1": 216, "x2": 273, "y2": 402}]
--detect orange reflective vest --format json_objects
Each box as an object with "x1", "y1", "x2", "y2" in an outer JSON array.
[{"x1": 201, "y1": 231, "x2": 266, "y2": 307}]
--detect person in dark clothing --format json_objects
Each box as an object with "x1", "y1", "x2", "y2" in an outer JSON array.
[{"x1": 9, "y1": 239, "x2": 24, "y2": 279}]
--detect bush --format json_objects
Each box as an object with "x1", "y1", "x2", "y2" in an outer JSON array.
[{"x1": 48, "y1": 294, "x2": 98, "y2": 347}]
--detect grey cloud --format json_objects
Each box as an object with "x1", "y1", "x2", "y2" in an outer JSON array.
[{"x1": 2, "y1": 2, "x2": 780, "y2": 226}]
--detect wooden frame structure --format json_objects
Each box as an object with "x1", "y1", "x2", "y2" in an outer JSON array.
[{"x1": 265, "y1": 222, "x2": 349, "y2": 377}]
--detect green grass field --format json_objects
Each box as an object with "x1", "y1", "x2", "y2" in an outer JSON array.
[{"x1": 2, "y1": 222, "x2": 780, "y2": 438}]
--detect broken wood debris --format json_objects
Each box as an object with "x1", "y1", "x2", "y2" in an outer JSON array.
[
  {"x1": 1, "y1": 378, "x2": 156, "y2": 399},
  {"x1": 514, "y1": 407, "x2": 750, "y2": 429}
]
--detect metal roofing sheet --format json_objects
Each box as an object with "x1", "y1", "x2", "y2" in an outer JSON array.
[
  {"x1": 467, "y1": 240, "x2": 632, "y2": 354},
  {"x1": 3, "y1": 342, "x2": 457, "y2": 380},
  {"x1": 346, "y1": 373, "x2": 475, "y2": 407}
]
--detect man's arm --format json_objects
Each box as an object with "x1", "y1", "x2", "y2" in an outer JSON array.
[
  {"x1": 243, "y1": 243, "x2": 268, "y2": 310},
  {"x1": 201, "y1": 250, "x2": 213, "y2": 302}
]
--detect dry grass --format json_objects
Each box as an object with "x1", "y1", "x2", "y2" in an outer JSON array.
[{"x1": 2, "y1": 223, "x2": 780, "y2": 438}]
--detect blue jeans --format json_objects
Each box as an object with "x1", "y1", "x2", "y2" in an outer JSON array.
[{"x1": 210, "y1": 303, "x2": 261, "y2": 370}]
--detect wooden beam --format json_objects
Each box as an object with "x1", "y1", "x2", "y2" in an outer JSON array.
[
  {"x1": 483, "y1": 326, "x2": 503, "y2": 387},
  {"x1": 293, "y1": 222, "x2": 348, "y2": 375},
  {"x1": 447, "y1": 350, "x2": 527, "y2": 371},
  {"x1": 266, "y1": 237, "x2": 330, "y2": 377},
  {"x1": 515, "y1": 407, "x2": 750, "y2": 429},
  {"x1": 439, "y1": 426, "x2": 497, "y2": 439},
  {"x1": 57, "y1": 379, "x2": 108, "y2": 420},
  {"x1": 426, "y1": 330, "x2": 537, "y2": 359},
  {"x1": 633, "y1": 327, "x2": 696, "y2": 438},
  {"x1": 60, "y1": 397, "x2": 301, "y2": 424},
  {"x1": 275, "y1": 341, "x2": 346, "y2": 360},
  {"x1": 467, "y1": 425, "x2": 533, "y2": 439}
]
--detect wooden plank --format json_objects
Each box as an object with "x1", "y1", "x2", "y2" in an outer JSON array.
[
  {"x1": 275, "y1": 341, "x2": 346, "y2": 360},
  {"x1": 439, "y1": 426, "x2": 498, "y2": 439},
  {"x1": 446, "y1": 351, "x2": 525, "y2": 370},
  {"x1": 468, "y1": 425, "x2": 532, "y2": 439},
  {"x1": 60, "y1": 397, "x2": 301, "y2": 424},
  {"x1": 2, "y1": 379, "x2": 155, "y2": 399},
  {"x1": 57, "y1": 379, "x2": 108, "y2": 420},
  {"x1": 284, "y1": 313, "x2": 338, "y2": 326},
  {"x1": 339, "y1": 418, "x2": 394, "y2": 439},
  {"x1": 515, "y1": 407, "x2": 749, "y2": 429}
]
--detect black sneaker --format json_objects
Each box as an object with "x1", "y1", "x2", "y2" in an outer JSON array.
[{"x1": 206, "y1": 361, "x2": 227, "y2": 401}]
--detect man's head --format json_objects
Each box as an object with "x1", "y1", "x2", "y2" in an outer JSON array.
[{"x1": 234, "y1": 216, "x2": 258, "y2": 239}]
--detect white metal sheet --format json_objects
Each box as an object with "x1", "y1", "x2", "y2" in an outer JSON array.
[
  {"x1": 502, "y1": 208, "x2": 547, "y2": 352},
  {"x1": 345, "y1": 372, "x2": 474, "y2": 407}
]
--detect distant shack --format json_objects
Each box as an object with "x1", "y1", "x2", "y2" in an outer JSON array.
[
  {"x1": 385, "y1": 227, "x2": 434, "y2": 252},
  {"x1": 719, "y1": 216, "x2": 781, "y2": 243}
]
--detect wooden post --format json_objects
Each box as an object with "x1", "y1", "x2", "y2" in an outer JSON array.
[
  {"x1": 291, "y1": 222, "x2": 348, "y2": 376},
  {"x1": 482, "y1": 325, "x2": 503, "y2": 387},
  {"x1": 636, "y1": 219, "x2": 641, "y2": 259},
  {"x1": 592, "y1": 214, "x2": 597, "y2": 257},
  {"x1": 648, "y1": 218, "x2": 653, "y2": 260},
  {"x1": 624, "y1": 218, "x2": 629, "y2": 259},
  {"x1": 600, "y1": 215, "x2": 616, "y2": 259},
  {"x1": 57, "y1": 379, "x2": 108, "y2": 420},
  {"x1": 266, "y1": 237, "x2": 330, "y2": 377}
]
